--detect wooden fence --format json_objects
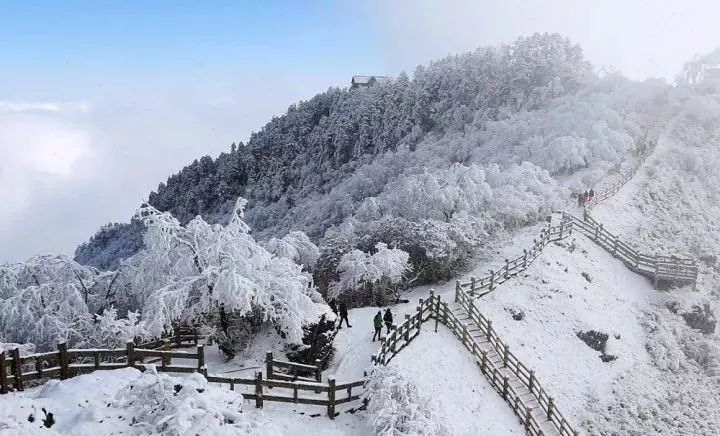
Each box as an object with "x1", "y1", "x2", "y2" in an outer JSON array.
[
  {"x1": 266, "y1": 351, "x2": 322, "y2": 383},
  {"x1": 586, "y1": 139, "x2": 656, "y2": 209},
  {"x1": 562, "y1": 212, "x2": 698, "y2": 287},
  {"x1": 370, "y1": 296, "x2": 434, "y2": 366},
  {"x1": 456, "y1": 221, "x2": 573, "y2": 298},
  {"x1": 0, "y1": 341, "x2": 205, "y2": 394}
]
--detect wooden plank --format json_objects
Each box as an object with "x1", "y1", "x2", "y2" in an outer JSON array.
[{"x1": 272, "y1": 360, "x2": 318, "y2": 371}]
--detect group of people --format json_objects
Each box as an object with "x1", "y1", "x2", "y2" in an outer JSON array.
[
  {"x1": 328, "y1": 299, "x2": 395, "y2": 342},
  {"x1": 577, "y1": 189, "x2": 595, "y2": 207}
]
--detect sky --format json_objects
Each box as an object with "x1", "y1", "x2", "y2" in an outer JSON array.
[{"x1": 2, "y1": 0, "x2": 720, "y2": 263}]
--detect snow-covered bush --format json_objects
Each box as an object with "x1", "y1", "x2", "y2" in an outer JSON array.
[
  {"x1": 329, "y1": 243, "x2": 410, "y2": 305},
  {"x1": 114, "y1": 367, "x2": 246, "y2": 435},
  {"x1": 364, "y1": 366, "x2": 450, "y2": 436}
]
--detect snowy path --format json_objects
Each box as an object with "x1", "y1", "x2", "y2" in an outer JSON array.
[
  {"x1": 445, "y1": 302, "x2": 562, "y2": 436},
  {"x1": 390, "y1": 323, "x2": 524, "y2": 436}
]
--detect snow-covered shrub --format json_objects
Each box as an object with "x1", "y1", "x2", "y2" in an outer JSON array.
[
  {"x1": 114, "y1": 367, "x2": 246, "y2": 435},
  {"x1": 364, "y1": 366, "x2": 450, "y2": 436},
  {"x1": 329, "y1": 243, "x2": 410, "y2": 305},
  {"x1": 91, "y1": 307, "x2": 148, "y2": 349}
]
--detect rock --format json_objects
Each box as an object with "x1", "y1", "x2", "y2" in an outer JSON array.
[
  {"x1": 577, "y1": 330, "x2": 609, "y2": 352},
  {"x1": 681, "y1": 304, "x2": 717, "y2": 334}
]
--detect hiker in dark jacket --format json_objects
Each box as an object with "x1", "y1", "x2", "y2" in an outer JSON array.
[
  {"x1": 589, "y1": 188, "x2": 595, "y2": 199},
  {"x1": 577, "y1": 193, "x2": 583, "y2": 207},
  {"x1": 373, "y1": 311, "x2": 383, "y2": 342},
  {"x1": 338, "y1": 302, "x2": 351, "y2": 328},
  {"x1": 383, "y1": 308, "x2": 393, "y2": 333}
]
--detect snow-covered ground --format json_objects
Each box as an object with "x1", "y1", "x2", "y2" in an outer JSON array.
[{"x1": 0, "y1": 367, "x2": 370, "y2": 436}]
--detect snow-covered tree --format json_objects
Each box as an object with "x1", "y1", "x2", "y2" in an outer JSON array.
[
  {"x1": 0, "y1": 255, "x2": 100, "y2": 350},
  {"x1": 129, "y1": 198, "x2": 328, "y2": 346},
  {"x1": 264, "y1": 231, "x2": 320, "y2": 271},
  {"x1": 329, "y1": 243, "x2": 410, "y2": 304}
]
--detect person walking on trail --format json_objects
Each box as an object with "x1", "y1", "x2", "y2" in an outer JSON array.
[
  {"x1": 577, "y1": 192, "x2": 583, "y2": 207},
  {"x1": 338, "y1": 302, "x2": 351, "y2": 328},
  {"x1": 383, "y1": 308, "x2": 393, "y2": 334},
  {"x1": 372, "y1": 311, "x2": 383, "y2": 342},
  {"x1": 589, "y1": 188, "x2": 595, "y2": 200}
]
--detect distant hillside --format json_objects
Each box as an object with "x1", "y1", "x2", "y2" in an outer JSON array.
[{"x1": 76, "y1": 33, "x2": 662, "y2": 294}]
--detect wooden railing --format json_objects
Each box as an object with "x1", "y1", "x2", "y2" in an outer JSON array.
[
  {"x1": 586, "y1": 139, "x2": 657, "y2": 209},
  {"x1": 456, "y1": 221, "x2": 573, "y2": 298},
  {"x1": 562, "y1": 212, "x2": 698, "y2": 287},
  {"x1": 448, "y1": 287, "x2": 578, "y2": 436},
  {"x1": 266, "y1": 351, "x2": 322, "y2": 383},
  {"x1": 205, "y1": 372, "x2": 364, "y2": 419},
  {"x1": 0, "y1": 341, "x2": 205, "y2": 394},
  {"x1": 370, "y1": 296, "x2": 434, "y2": 366}
]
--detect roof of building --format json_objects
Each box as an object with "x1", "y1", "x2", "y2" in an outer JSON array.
[{"x1": 351, "y1": 75, "x2": 391, "y2": 85}]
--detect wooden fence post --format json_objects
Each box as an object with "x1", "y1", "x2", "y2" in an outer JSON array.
[
  {"x1": 163, "y1": 339, "x2": 171, "y2": 368},
  {"x1": 255, "y1": 371, "x2": 264, "y2": 408},
  {"x1": 428, "y1": 290, "x2": 435, "y2": 317},
  {"x1": 10, "y1": 348, "x2": 22, "y2": 391},
  {"x1": 481, "y1": 351, "x2": 488, "y2": 374},
  {"x1": 528, "y1": 370, "x2": 535, "y2": 393},
  {"x1": 434, "y1": 295, "x2": 440, "y2": 333},
  {"x1": 418, "y1": 298, "x2": 424, "y2": 322},
  {"x1": 525, "y1": 406, "x2": 532, "y2": 431},
  {"x1": 174, "y1": 330, "x2": 181, "y2": 348},
  {"x1": 503, "y1": 344, "x2": 509, "y2": 367},
  {"x1": 654, "y1": 262, "x2": 660, "y2": 288},
  {"x1": 462, "y1": 324, "x2": 468, "y2": 346},
  {"x1": 0, "y1": 351, "x2": 7, "y2": 394},
  {"x1": 470, "y1": 277, "x2": 476, "y2": 298},
  {"x1": 443, "y1": 302, "x2": 449, "y2": 326},
  {"x1": 523, "y1": 249, "x2": 528, "y2": 268},
  {"x1": 486, "y1": 320, "x2": 493, "y2": 341},
  {"x1": 547, "y1": 397, "x2": 555, "y2": 421},
  {"x1": 489, "y1": 270, "x2": 495, "y2": 291},
  {"x1": 266, "y1": 351, "x2": 274, "y2": 381},
  {"x1": 197, "y1": 345, "x2": 205, "y2": 375},
  {"x1": 390, "y1": 325, "x2": 398, "y2": 353},
  {"x1": 455, "y1": 281, "x2": 460, "y2": 303},
  {"x1": 315, "y1": 359, "x2": 322, "y2": 383},
  {"x1": 502, "y1": 376, "x2": 509, "y2": 400},
  {"x1": 327, "y1": 376, "x2": 336, "y2": 419},
  {"x1": 36, "y1": 355, "x2": 44, "y2": 378},
  {"x1": 404, "y1": 315, "x2": 411, "y2": 341},
  {"x1": 58, "y1": 342, "x2": 69, "y2": 380},
  {"x1": 126, "y1": 342, "x2": 135, "y2": 368}
]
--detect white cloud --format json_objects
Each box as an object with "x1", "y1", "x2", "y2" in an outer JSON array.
[
  {"x1": 0, "y1": 100, "x2": 90, "y2": 113},
  {"x1": 0, "y1": 74, "x2": 342, "y2": 264}
]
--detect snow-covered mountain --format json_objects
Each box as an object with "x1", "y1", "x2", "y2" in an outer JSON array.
[{"x1": 75, "y1": 34, "x2": 662, "y2": 303}]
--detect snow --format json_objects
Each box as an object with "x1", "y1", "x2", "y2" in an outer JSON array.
[{"x1": 0, "y1": 367, "x2": 370, "y2": 436}]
